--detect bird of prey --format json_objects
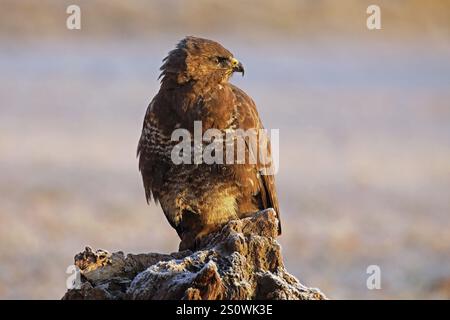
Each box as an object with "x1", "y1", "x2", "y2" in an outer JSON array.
[{"x1": 138, "y1": 36, "x2": 280, "y2": 250}]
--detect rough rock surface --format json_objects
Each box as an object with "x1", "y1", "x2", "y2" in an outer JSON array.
[{"x1": 62, "y1": 209, "x2": 326, "y2": 300}]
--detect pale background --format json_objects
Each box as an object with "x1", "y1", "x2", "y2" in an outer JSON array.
[{"x1": 0, "y1": 0, "x2": 449, "y2": 299}]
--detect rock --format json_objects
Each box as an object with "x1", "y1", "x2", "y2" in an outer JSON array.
[{"x1": 62, "y1": 209, "x2": 326, "y2": 300}]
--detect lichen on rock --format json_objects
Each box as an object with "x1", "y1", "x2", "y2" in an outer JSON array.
[{"x1": 62, "y1": 209, "x2": 326, "y2": 300}]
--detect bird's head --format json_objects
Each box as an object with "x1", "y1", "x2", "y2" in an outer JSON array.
[{"x1": 160, "y1": 36, "x2": 244, "y2": 84}]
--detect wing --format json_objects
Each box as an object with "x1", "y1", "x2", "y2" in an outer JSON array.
[
  {"x1": 137, "y1": 96, "x2": 172, "y2": 204},
  {"x1": 137, "y1": 99, "x2": 156, "y2": 203},
  {"x1": 230, "y1": 84, "x2": 281, "y2": 235}
]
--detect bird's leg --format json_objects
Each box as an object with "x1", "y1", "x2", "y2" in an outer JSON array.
[
  {"x1": 178, "y1": 238, "x2": 195, "y2": 252},
  {"x1": 178, "y1": 224, "x2": 222, "y2": 251},
  {"x1": 178, "y1": 229, "x2": 209, "y2": 251},
  {"x1": 177, "y1": 209, "x2": 200, "y2": 251}
]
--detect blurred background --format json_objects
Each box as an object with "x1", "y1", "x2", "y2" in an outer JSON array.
[{"x1": 0, "y1": 0, "x2": 449, "y2": 299}]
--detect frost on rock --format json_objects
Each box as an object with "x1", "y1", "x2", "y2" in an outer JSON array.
[{"x1": 62, "y1": 209, "x2": 326, "y2": 300}]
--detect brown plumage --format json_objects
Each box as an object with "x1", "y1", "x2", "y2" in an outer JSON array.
[{"x1": 137, "y1": 36, "x2": 280, "y2": 250}]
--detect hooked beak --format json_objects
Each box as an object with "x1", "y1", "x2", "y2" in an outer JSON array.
[{"x1": 231, "y1": 57, "x2": 245, "y2": 76}]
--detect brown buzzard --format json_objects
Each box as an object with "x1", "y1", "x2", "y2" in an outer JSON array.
[{"x1": 138, "y1": 36, "x2": 280, "y2": 250}]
